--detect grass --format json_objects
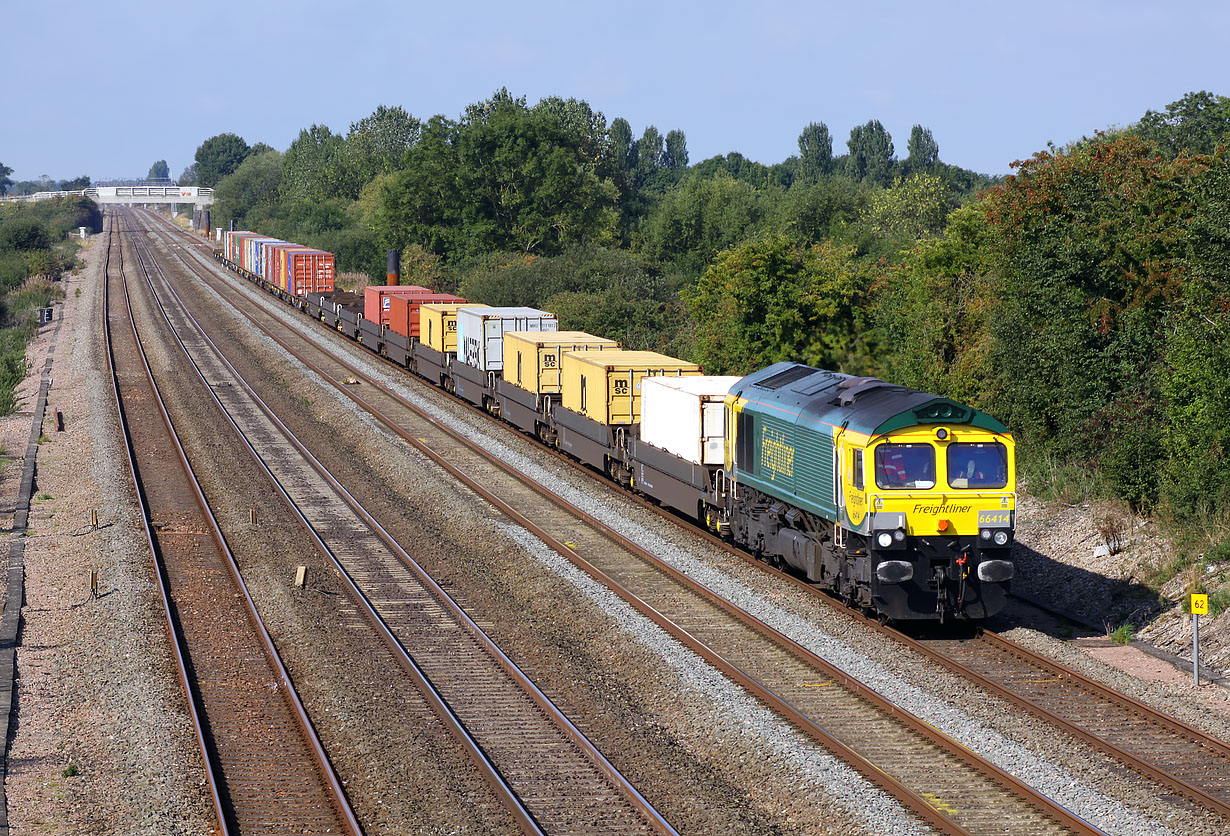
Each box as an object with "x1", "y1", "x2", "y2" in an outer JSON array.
[
  {"x1": 1109, "y1": 624, "x2": 1135, "y2": 645},
  {"x1": 334, "y1": 271, "x2": 371, "y2": 292},
  {"x1": 1210, "y1": 589, "x2": 1230, "y2": 617},
  {"x1": 61, "y1": 763, "x2": 78, "y2": 778},
  {"x1": 1017, "y1": 447, "x2": 1107, "y2": 506},
  {"x1": 36, "y1": 492, "x2": 52, "y2": 501}
]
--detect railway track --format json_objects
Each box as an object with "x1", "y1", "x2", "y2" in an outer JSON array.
[
  {"x1": 909, "y1": 628, "x2": 1230, "y2": 817},
  {"x1": 140, "y1": 212, "x2": 1109, "y2": 836},
  {"x1": 103, "y1": 213, "x2": 361, "y2": 835},
  {"x1": 120, "y1": 208, "x2": 677, "y2": 836}
]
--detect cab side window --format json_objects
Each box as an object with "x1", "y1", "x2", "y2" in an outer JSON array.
[
  {"x1": 852, "y1": 449, "x2": 864, "y2": 491},
  {"x1": 737, "y1": 411, "x2": 755, "y2": 473}
]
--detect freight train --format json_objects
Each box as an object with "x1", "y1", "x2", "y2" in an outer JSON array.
[{"x1": 216, "y1": 231, "x2": 1017, "y2": 622}]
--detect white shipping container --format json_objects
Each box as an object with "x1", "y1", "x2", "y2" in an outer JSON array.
[
  {"x1": 457, "y1": 306, "x2": 559, "y2": 372},
  {"x1": 639, "y1": 376, "x2": 740, "y2": 465}
]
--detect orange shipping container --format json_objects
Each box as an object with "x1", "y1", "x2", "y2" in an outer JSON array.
[
  {"x1": 387, "y1": 292, "x2": 467, "y2": 339},
  {"x1": 363, "y1": 285, "x2": 432, "y2": 326}
]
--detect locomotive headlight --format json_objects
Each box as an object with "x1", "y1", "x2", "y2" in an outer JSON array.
[
  {"x1": 893, "y1": 529, "x2": 905, "y2": 543},
  {"x1": 993, "y1": 530, "x2": 1010, "y2": 546},
  {"x1": 980, "y1": 529, "x2": 992, "y2": 540},
  {"x1": 876, "y1": 532, "x2": 894, "y2": 549}
]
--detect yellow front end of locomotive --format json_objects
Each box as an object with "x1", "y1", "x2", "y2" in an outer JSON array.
[{"x1": 848, "y1": 424, "x2": 1016, "y2": 539}]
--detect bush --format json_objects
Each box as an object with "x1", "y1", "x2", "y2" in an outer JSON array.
[{"x1": 0, "y1": 217, "x2": 51, "y2": 252}]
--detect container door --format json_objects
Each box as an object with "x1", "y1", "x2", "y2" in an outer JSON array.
[{"x1": 702, "y1": 401, "x2": 725, "y2": 465}]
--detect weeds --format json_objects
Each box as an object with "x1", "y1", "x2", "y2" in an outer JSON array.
[
  {"x1": 1109, "y1": 624, "x2": 1135, "y2": 645},
  {"x1": 1096, "y1": 508, "x2": 1131, "y2": 555},
  {"x1": 61, "y1": 763, "x2": 78, "y2": 778}
]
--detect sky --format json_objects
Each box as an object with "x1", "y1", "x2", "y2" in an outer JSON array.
[{"x1": 4, "y1": 0, "x2": 1229, "y2": 183}]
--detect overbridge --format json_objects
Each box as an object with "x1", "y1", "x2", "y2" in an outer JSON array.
[{"x1": 0, "y1": 186, "x2": 214, "y2": 206}]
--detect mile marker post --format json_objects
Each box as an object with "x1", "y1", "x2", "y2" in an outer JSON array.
[{"x1": 1192, "y1": 593, "x2": 1209, "y2": 686}]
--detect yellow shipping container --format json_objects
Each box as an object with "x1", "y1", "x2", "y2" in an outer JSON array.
[
  {"x1": 421, "y1": 303, "x2": 484, "y2": 353},
  {"x1": 561, "y1": 350, "x2": 702, "y2": 425},
  {"x1": 505, "y1": 331, "x2": 621, "y2": 395}
]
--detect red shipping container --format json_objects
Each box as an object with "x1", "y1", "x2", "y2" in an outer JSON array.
[
  {"x1": 387, "y1": 292, "x2": 467, "y2": 339},
  {"x1": 283, "y1": 249, "x2": 335, "y2": 295},
  {"x1": 362, "y1": 285, "x2": 432, "y2": 326}
]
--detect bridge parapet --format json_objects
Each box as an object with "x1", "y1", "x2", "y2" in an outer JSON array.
[{"x1": 0, "y1": 186, "x2": 214, "y2": 206}]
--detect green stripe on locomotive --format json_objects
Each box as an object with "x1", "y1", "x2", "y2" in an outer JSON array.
[{"x1": 729, "y1": 362, "x2": 1007, "y2": 525}]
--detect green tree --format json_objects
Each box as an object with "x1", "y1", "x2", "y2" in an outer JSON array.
[
  {"x1": 872, "y1": 203, "x2": 997, "y2": 402},
  {"x1": 798, "y1": 122, "x2": 833, "y2": 180},
  {"x1": 1137, "y1": 91, "x2": 1230, "y2": 158},
  {"x1": 148, "y1": 159, "x2": 170, "y2": 181},
  {"x1": 684, "y1": 233, "x2": 864, "y2": 374},
  {"x1": 982, "y1": 135, "x2": 1206, "y2": 504},
  {"x1": 533, "y1": 97, "x2": 608, "y2": 167},
  {"x1": 377, "y1": 95, "x2": 618, "y2": 259},
  {"x1": 0, "y1": 162, "x2": 13, "y2": 196},
  {"x1": 636, "y1": 125, "x2": 664, "y2": 178},
  {"x1": 341, "y1": 105, "x2": 421, "y2": 198},
  {"x1": 846, "y1": 120, "x2": 895, "y2": 187},
  {"x1": 57, "y1": 176, "x2": 90, "y2": 191},
  {"x1": 663, "y1": 130, "x2": 689, "y2": 170},
  {"x1": 784, "y1": 175, "x2": 863, "y2": 244},
  {"x1": 194, "y1": 133, "x2": 250, "y2": 187},
  {"x1": 178, "y1": 163, "x2": 197, "y2": 185},
  {"x1": 863, "y1": 172, "x2": 953, "y2": 240},
  {"x1": 1160, "y1": 149, "x2": 1230, "y2": 514},
  {"x1": 905, "y1": 125, "x2": 940, "y2": 173},
  {"x1": 281, "y1": 124, "x2": 347, "y2": 202},
  {"x1": 212, "y1": 150, "x2": 283, "y2": 230},
  {"x1": 609, "y1": 118, "x2": 636, "y2": 176},
  {"x1": 637, "y1": 174, "x2": 774, "y2": 278}
]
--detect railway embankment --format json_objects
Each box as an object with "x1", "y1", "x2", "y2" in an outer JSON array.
[{"x1": 1010, "y1": 490, "x2": 1229, "y2": 702}]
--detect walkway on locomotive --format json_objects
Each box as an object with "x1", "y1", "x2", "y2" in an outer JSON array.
[{"x1": 724, "y1": 363, "x2": 1016, "y2": 540}]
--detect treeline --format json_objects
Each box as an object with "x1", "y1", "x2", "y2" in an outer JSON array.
[
  {"x1": 0, "y1": 195, "x2": 99, "y2": 411},
  {"x1": 0, "y1": 163, "x2": 91, "y2": 197},
  {"x1": 197, "y1": 89, "x2": 1230, "y2": 579},
  {"x1": 200, "y1": 90, "x2": 991, "y2": 353}
]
